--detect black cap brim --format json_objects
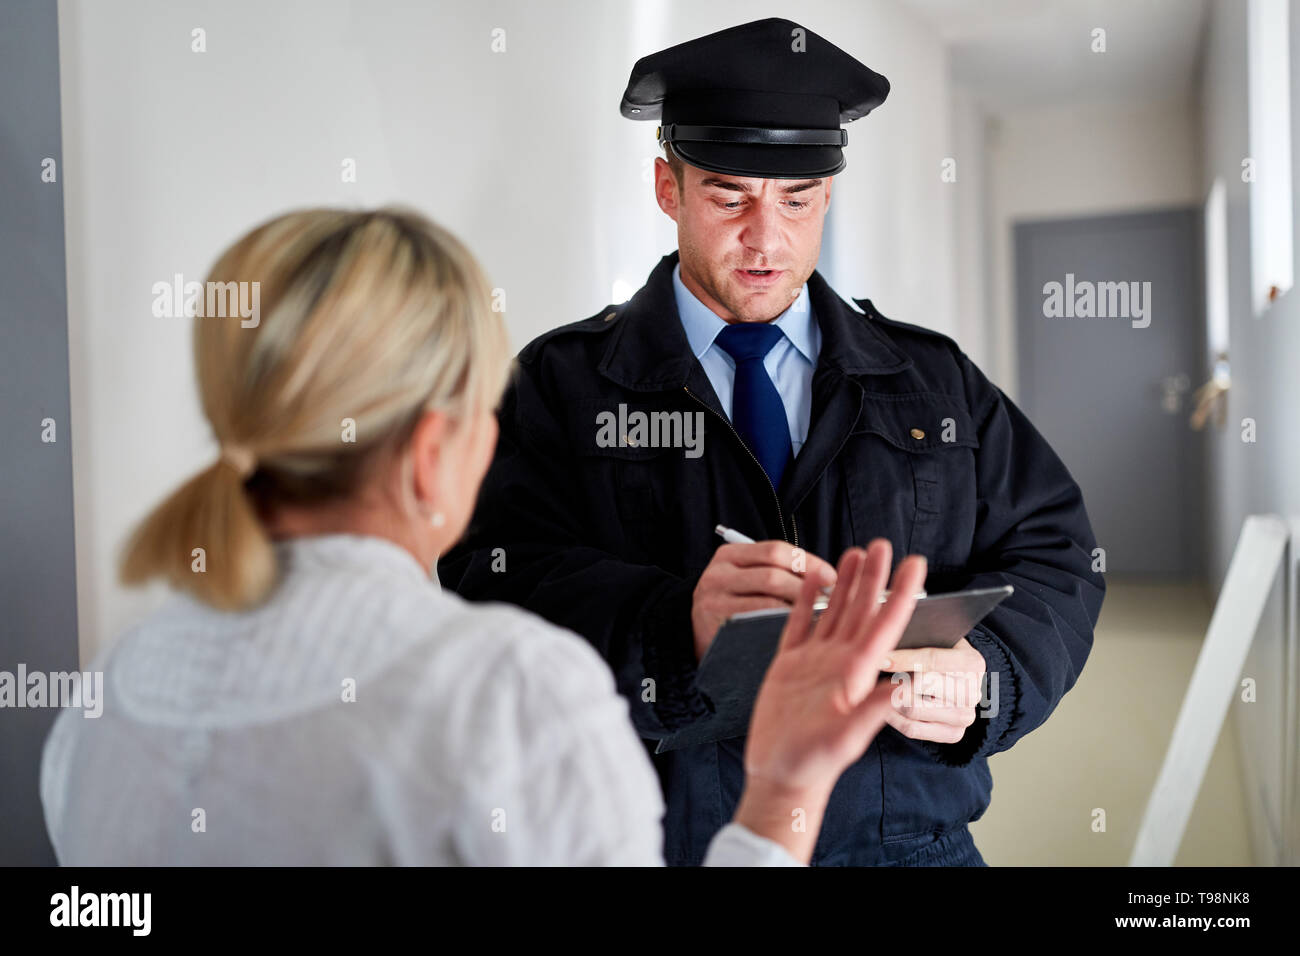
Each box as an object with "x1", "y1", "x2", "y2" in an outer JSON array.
[{"x1": 668, "y1": 140, "x2": 845, "y2": 179}]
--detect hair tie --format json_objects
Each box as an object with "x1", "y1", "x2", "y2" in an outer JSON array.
[{"x1": 219, "y1": 444, "x2": 257, "y2": 478}]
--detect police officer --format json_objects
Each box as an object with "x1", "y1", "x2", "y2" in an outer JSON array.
[{"x1": 440, "y1": 18, "x2": 1105, "y2": 866}]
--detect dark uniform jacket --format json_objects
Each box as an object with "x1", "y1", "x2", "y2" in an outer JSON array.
[{"x1": 440, "y1": 250, "x2": 1106, "y2": 866}]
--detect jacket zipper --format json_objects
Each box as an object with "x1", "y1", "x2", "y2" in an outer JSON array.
[{"x1": 683, "y1": 386, "x2": 799, "y2": 548}]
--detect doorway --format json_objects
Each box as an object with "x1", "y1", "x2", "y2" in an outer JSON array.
[{"x1": 1014, "y1": 208, "x2": 1205, "y2": 576}]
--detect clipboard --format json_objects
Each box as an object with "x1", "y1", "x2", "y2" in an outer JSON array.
[{"x1": 654, "y1": 584, "x2": 1013, "y2": 753}]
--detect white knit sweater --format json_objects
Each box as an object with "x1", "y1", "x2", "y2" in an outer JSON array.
[{"x1": 40, "y1": 533, "x2": 796, "y2": 866}]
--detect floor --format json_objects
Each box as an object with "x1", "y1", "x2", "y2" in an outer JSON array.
[{"x1": 969, "y1": 576, "x2": 1255, "y2": 866}]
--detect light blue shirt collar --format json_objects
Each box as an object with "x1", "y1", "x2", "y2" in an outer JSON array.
[{"x1": 672, "y1": 263, "x2": 816, "y2": 363}]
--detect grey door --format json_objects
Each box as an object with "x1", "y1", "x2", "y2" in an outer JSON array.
[{"x1": 1015, "y1": 208, "x2": 1204, "y2": 576}]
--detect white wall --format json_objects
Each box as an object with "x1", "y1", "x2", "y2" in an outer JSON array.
[
  {"x1": 1198, "y1": 0, "x2": 1300, "y2": 593},
  {"x1": 986, "y1": 96, "x2": 1202, "y2": 396},
  {"x1": 950, "y1": 86, "x2": 991, "y2": 371},
  {"x1": 1197, "y1": 0, "x2": 1300, "y2": 866},
  {"x1": 813, "y1": 1, "x2": 961, "y2": 343},
  {"x1": 58, "y1": 0, "x2": 960, "y2": 662}
]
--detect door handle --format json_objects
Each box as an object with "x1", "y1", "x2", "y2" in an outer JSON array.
[{"x1": 1189, "y1": 357, "x2": 1230, "y2": 430}]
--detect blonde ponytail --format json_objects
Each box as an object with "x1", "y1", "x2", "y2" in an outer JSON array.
[
  {"x1": 120, "y1": 459, "x2": 278, "y2": 611},
  {"x1": 119, "y1": 207, "x2": 510, "y2": 611}
]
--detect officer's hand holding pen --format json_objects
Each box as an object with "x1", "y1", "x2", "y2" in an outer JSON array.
[
  {"x1": 712, "y1": 525, "x2": 925, "y2": 609},
  {"x1": 690, "y1": 530, "x2": 839, "y2": 661}
]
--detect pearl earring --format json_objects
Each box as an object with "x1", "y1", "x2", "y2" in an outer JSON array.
[{"x1": 430, "y1": 511, "x2": 446, "y2": 528}]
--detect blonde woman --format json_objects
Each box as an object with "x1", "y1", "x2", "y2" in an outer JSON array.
[{"x1": 40, "y1": 208, "x2": 925, "y2": 865}]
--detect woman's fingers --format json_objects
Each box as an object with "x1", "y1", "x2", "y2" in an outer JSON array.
[
  {"x1": 778, "y1": 563, "x2": 832, "y2": 653},
  {"x1": 837, "y1": 551, "x2": 925, "y2": 697},
  {"x1": 830, "y1": 539, "x2": 891, "y2": 643},
  {"x1": 813, "y1": 547, "x2": 864, "y2": 640},
  {"x1": 857, "y1": 553, "x2": 927, "y2": 660}
]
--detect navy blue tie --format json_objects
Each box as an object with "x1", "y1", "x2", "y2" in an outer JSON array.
[{"x1": 715, "y1": 322, "x2": 792, "y2": 490}]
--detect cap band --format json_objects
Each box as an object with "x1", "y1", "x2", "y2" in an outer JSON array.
[{"x1": 659, "y1": 123, "x2": 847, "y2": 147}]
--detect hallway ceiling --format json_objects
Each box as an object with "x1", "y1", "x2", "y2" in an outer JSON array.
[{"x1": 898, "y1": 0, "x2": 1210, "y2": 111}]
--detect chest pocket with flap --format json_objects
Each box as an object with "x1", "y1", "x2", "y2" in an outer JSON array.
[{"x1": 846, "y1": 393, "x2": 980, "y2": 571}]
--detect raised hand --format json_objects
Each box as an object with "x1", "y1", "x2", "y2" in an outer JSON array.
[{"x1": 732, "y1": 539, "x2": 927, "y2": 862}]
